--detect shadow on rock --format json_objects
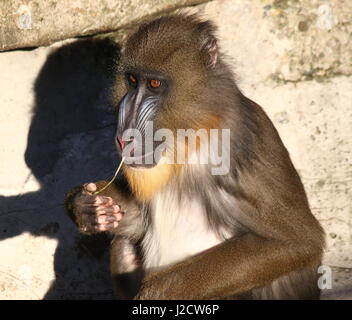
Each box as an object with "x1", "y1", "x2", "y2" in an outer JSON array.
[{"x1": 0, "y1": 38, "x2": 121, "y2": 299}]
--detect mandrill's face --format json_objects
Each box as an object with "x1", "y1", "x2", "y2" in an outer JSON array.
[
  {"x1": 115, "y1": 66, "x2": 171, "y2": 168},
  {"x1": 114, "y1": 16, "x2": 221, "y2": 170}
]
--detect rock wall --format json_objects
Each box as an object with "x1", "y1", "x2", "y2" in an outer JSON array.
[{"x1": 0, "y1": 0, "x2": 208, "y2": 51}]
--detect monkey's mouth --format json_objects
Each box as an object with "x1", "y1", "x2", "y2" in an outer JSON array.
[{"x1": 115, "y1": 136, "x2": 157, "y2": 168}]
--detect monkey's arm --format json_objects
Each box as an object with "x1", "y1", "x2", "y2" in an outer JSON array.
[
  {"x1": 111, "y1": 236, "x2": 144, "y2": 299},
  {"x1": 136, "y1": 232, "x2": 322, "y2": 300}
]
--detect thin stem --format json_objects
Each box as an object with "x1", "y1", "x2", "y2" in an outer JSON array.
[{"x1": 94, "y1": 157, "x2": 125, "y2": 195}]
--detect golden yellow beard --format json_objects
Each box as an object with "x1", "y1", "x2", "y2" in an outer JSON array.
[{"x1": 123, "y1": 160, "x2": 180, "y2": 201}]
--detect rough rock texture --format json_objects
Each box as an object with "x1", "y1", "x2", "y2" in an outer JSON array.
[
  {"x1": 0, "y1": 0, "x2": 351, "y2": 299},
  {"x1": 0, "y1": 0, "x2": 208, "y2": 51}
]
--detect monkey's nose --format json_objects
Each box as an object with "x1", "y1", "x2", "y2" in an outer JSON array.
[
  {"x1": 117, "y1": 137, "x2": 134, "y2": 150},
  {"x1": 117, "y1": 137, "x2": 126, "y2": 149}
]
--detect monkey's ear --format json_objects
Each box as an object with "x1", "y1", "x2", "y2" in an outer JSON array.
[{"x1": 197, "y1": 21, "x2": 218, "y2": 68}]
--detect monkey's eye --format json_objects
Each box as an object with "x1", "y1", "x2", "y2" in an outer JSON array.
[
  {"x1": 149, "y1": 79, "x2": 161, "y2": 89},
  {"x1": 127, "y1": 74, "x2": 137, "y2": 86}
]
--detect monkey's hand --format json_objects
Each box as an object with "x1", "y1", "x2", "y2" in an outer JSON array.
[{"x1": 66, "y1": 183, "x2": 123, "y2": 235}]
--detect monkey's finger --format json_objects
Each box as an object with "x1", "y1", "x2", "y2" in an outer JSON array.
[
  {"x1": 77, "y1": 205, "x2": 103, "y2": 215},
  {"x1": 79, "y1": 216, "x2": 99, "y2": 234},
  {"x1": 80, "y1": 195, "x2": 113, "y2": 206},
  {"x1": 82, "y1": 183, "x2": 97, "y2": 194},
  {"x1": 96, "y1": 221, "x2": 119, "y2": 232},
  {"x1": 96, "y1": 214, "x2": 122, "y2": 224},
  {"x1": 96, "y1": 205, "x2": 120, "y2": 215},
  {"x1": 92, "y1": 196, "x2": 113, "y2": 206},
  {"x1": 79, "y1": 215, "x2": 118, "y2": 234},
  {"x1": 96, "y1": 215, "x2": 118, "y2": 224}
]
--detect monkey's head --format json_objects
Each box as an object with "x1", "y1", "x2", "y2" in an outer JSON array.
[{"x1": 115, "y1": 14, "x2": 225, "y2": 170}]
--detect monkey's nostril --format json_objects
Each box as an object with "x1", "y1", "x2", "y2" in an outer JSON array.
[
  {"x1": 117, "y1": 137, "x2": 134, "y2": 150},
  {"x1": 117, "y1": 137, "x2": 126, "y2": 149}
]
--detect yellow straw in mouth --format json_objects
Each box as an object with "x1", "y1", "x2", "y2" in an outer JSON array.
[{"x1": 94, "y1": 157, "x2": 125, "y2": 195}]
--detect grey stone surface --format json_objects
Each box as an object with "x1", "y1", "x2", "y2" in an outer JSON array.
[
  {"x1": 0, "y1": 0, "x2": 351, "y2": 299},
  {"x1": 0, "y1": 0, "x2": 208, "y2": 51}
]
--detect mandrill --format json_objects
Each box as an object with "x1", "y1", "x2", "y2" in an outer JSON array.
[{"x1": 65, "y1": 14, "x2": 325, "y2": 300}]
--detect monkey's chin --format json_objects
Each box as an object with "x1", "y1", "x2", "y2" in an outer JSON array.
[{"x1": 121, "y1": 150, "x2": 159, "y2": 170}]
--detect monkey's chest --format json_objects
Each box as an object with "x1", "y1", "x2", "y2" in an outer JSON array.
[{"x1": 141, "y1": 194, "x2": 224, "y2": 271}]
